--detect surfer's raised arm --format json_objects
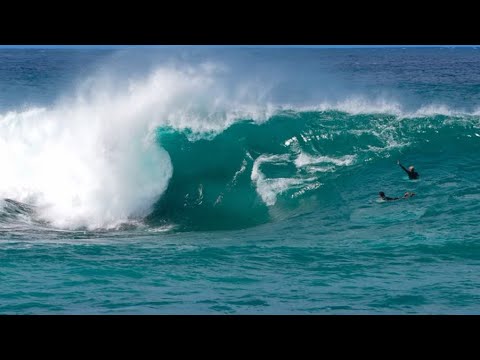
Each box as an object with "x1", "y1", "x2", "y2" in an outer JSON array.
[{"x1": 397, "y1": 160, "x2": 419, "y2": 179}]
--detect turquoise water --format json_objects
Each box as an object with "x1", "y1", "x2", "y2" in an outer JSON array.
[{"x1": 1, "y1": 48, "x2": 479, "y2": 314}]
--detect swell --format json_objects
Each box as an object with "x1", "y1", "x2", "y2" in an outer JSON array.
[{"x1": 1, "y1": 107, "x2": 478, "y2": 232}]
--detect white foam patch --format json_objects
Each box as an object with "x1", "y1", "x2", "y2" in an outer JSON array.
[
  {"x1": 232, "y1": 159, "x2": 248, "y2": 184},
  {"x1": 281, "y1": 97, "x2": 480, "y2": 119},
  {"x1": 294, "y1": 153, "x2": 356, "y2": 168},
  {"x1": 0, "y1": 105, "x2": 173, "y2": 230},
  {"x1": 291, "y1": 182, "x2": 323, "y2": 198},
  {"x1": 251, "y1": 154, "x2": 316, "y2": 206}
]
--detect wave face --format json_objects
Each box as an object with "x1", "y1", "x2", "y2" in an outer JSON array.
[{"x1": 146, "y1": 110, "x2": 480, "y2": 230}]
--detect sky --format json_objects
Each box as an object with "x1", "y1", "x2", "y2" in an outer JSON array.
[{"x1": 0, "y1": 45, "x2": 478, "y2": 49}]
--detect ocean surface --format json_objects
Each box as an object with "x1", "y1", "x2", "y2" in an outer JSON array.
[{"x1": 1, "y1": 47, "x2": 479, "y2": 314}]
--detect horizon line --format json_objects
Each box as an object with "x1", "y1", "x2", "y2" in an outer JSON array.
[{"x1": 0, "y1": 45, "x2": 479, "y2": 49}]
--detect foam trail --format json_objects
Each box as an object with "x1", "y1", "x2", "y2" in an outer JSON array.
[
  {"x1": 251, "y1": 154, "x2": 316, "y2": 206},
  {"x1": 294, "y1": 153, "x2": 356, "y2": 168},
  {"x1": 284, "y1": 97, "x2": 480, "y2": 118}
]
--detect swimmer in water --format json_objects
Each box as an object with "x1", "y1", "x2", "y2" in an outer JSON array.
[
  {"x1": 397, "y1": 160, "x2": 419, "y2": 179},
  {"x1": 379, "y1": 191, "x2": 400, "y2": 201},
  {"x1": 379, "y1": 191, "x2": 415, "y2": 201}
]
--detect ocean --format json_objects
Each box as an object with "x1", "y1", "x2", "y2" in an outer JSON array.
[{"x1": 1, "y1": 47, "x2": 479, "y2": 314}]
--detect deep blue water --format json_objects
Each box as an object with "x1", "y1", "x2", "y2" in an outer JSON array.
[{"x1": 0, "y1": 47, "x2": 479, "y2": 314}]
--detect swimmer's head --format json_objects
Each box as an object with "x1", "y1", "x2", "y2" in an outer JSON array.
[
  {"x1": 379, "y1": 192, "x2": 385, "y2": 198},
  {"x1": 409, "y1": 166, "x2": 415, "y2": 172}
]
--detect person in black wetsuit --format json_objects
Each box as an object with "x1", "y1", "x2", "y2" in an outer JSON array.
[
  {"x1": 379, "y1": 191, "x2": 416, "y2": 201},
  {"x1": 379, "y1": 192, "x2": 400, "y2": 201},
  {"x1": 397, "y1": 160, "x2": 419, "y2": 179}
]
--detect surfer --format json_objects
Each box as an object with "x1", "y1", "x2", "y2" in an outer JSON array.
[
  {"x1": 379, "y1": 192, "x2": 400, "y2": 201},
  {"x1": 379, "y1": 191, "x2": 415, "y2": 201},
  {"x1": 397, "y1": 160, "x2": 419, "y2": 179}
]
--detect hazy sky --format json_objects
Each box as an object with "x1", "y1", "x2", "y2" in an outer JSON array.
[{"x1": 0, "y1": 45, "x2": 478, "y2": 49}]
